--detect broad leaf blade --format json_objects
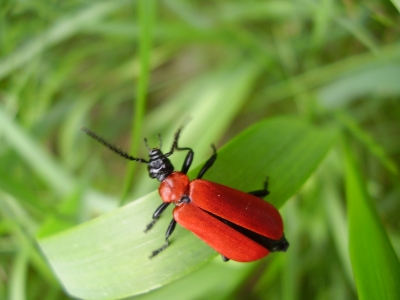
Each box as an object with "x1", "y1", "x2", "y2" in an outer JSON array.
[{"x1": 38, "y1": 118, "x2": 337, "y2": 299}]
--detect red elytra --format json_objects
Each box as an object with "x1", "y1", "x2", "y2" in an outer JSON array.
[
  {"x1": 82, "y1": 126, "x2": 289, "y2": 262},
  {"x1": 160, "y1": 171, "x2": 285, "y2": 262}
]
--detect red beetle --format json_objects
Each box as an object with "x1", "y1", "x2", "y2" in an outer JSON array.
[{"x1": 82, "y1": 127, "x2": 289, "y2": 262}]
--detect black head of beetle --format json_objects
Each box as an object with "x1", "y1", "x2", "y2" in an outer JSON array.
[{"x1": 147, "y1": 148, "x2": 174, "y2": 182}]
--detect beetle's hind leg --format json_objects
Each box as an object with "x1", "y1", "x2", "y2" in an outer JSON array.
[
  {"x1": 248, "y1": 177, "x2": 270, "y2": 198},
  {"x1": 221, "y1": 255, "x2": 230, "y2": 262}
]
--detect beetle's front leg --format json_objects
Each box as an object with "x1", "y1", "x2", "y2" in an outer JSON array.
[
  {"x1": 165, "y1": 128, "x2": 194, "y2": 174},
  {"x1": 144, "y1": 202, "x2": 171, "y2": 232},
  {"x1": 149, "y1": 218, "x2": 177, "y2": 258},
  {"x1": 197, "y1": 145, "x2": 217, "y2": 179}
]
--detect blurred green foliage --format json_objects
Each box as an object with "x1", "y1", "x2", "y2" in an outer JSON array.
[{"x1": 0, "y1": 0, "x2": 399, "y2": 299}]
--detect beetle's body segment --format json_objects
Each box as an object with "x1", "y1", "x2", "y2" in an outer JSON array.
[
  {"x1": 159, "y1": 172, "x2": 189, "y2": 203},
  {"x1": 158, "y1": 171, "x2": 286, "y2": 262},
  {"x1": 174, "y1": 204, "x2": 270, "y2": 262},
  {"x1": 187, "y1": 179, "x2": 283, "y2": 241},
  {"x1": 82, "y1": 126, "x2": 289, "y2": 262}
]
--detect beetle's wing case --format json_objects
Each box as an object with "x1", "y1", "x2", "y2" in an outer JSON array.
[
  {"x1": 187, "y1": 180, "x2": 284, "y2": 240},
  {"x1": 173, "y1": 204, "x2": 270, "y2": 262}
]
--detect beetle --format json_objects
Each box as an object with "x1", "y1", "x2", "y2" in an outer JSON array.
[{"x1": 82, "y1": 126, "x2": 289, "y2": 262}]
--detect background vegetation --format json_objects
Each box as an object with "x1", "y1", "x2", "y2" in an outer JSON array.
[{"x1": 1, "y1": 0, "x2": 399, "y2": 299}]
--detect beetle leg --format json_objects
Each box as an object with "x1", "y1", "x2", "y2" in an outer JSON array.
[
  {"x1": 149, "y1": 218, "x2": 177, "y2": 259},
  {"x1": 179, "y1": 148, "x2": 194, "y2": 174},
  {"x1": 144, "y1": 202, "x2": 170, "y2": 232},
  {"x1": 248, "y1": 177, "x2": 270, "y2": 198},
  {"x1": 197, "y1": 145, "x2": 217, "y2": 179},
  {"x1": 164, "y1": 128, "x2": 194, "y2": 174},
  {"x1": 221, "y1": 255, "x2": 230, "y2": 262},
  {"x1": 168, "y1": 127, "x2": 183, "y2": 154}
]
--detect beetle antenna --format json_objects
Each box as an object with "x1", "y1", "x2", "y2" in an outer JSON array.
[
  {"x1": 81, "y1": 127, "x2": 148, "y2": 163},
  {"x1": 157, "y1": 134, "x2": 162, "y2": 150},
  {"x1": 144, "y1": 138, "x2": 151, "y2": 151}
]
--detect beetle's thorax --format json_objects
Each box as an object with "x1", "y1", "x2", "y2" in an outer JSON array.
[
  {"x1": 159, "y1": 171, "x2": 190, "y2": 204},
  {"x1": 147, "y1": 149, "x2": 174, "y2": 182}
]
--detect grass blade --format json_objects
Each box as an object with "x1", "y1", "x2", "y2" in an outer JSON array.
[{"x1": 344, "y1": 139, "x2": 400, "y2": 300}]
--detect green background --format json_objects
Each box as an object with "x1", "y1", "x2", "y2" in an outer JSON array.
[{"x1": 1, "y1": 0, "x2": 399, "y2": 299}]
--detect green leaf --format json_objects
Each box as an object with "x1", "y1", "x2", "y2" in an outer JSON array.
[
  {"x1": 37, "y1": 187, "x2": 84, "y2": 238},
  {"x1": 344, "y1": 140, "x2": 400, "y2": 300},
  {"x1": 38, "y1": 118, "x2": 337, "y2": 299}
]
